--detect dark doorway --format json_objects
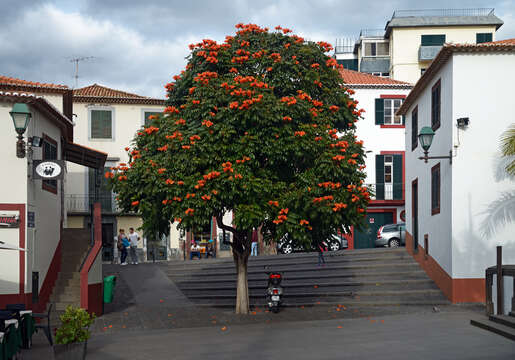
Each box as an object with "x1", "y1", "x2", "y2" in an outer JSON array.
[
  {"x1": 354, "y1": 212, "x2": 394, "y2": 249},
  {"x1": 102, "y1": 223, "x2": 114, "y2": 261},
  {"x1": 412, "y1": 179, "x2": 418, "y2": 252}
]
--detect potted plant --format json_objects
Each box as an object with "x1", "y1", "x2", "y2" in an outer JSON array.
[{"x1": 53, "y1": 306, "x2": 96, "y2": 360}]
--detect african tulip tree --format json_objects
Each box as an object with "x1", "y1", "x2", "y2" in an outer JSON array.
[{"x1": 108, "y1": 23, "x2": 370, "y2": 314}]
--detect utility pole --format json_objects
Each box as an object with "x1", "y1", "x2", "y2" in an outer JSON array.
[{"x1": 70, "y1": 56, "x2": 95, "y2": 88}]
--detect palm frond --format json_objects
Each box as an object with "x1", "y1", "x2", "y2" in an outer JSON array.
[
  {"x1": 493, "y1": 154, "x2": 515, "y2": 182},
  {"x1": 500, "y1": 124, "x2": 515, "y2": 157},
  {"x1": 480, "y1": 191, "x2": 515, "y2": 239}
]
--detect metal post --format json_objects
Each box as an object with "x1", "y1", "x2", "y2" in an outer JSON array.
[
  {"x1": 486, "y1": 272, "x2": 493, "y2": 315},
  {"x1": 496, "y1": 246, "x2": 503, "y2": 315}
]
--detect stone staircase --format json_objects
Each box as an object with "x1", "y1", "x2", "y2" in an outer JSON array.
[
  {"x1": 161, "y1": 248, "x2": 451, "y2": 307},
  {"x1": 49, "y1": 229, "x2": 91, "y2": 315},
  {"x1": 471, "y1": 312, "x2": 515, "y2": 341}
]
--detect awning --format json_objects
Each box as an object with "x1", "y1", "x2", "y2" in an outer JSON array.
[{"x1": 64, "y1": 142, "x2": 107, "y2": 169}]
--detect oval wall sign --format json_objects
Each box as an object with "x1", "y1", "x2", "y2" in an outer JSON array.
[{"x1": 35, "y1": 161, "x2": 62, "y2": 178}]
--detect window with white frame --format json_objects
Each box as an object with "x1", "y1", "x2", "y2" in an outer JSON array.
[
  {"x1": 90, "y1": 109, "x2": 113, "y2": 139},
  {"x1": 143, "y1": 111, "x2": 161, "y2": 127},
  {"x1": 384, "y1": 98, "x2": 403, "y2": 125}
]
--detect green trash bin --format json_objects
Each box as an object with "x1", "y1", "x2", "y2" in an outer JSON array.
[{"x1": 103, "y1": 275, "x2": 116, "y2": 304}]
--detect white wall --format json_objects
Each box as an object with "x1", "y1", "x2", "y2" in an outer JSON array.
[
  {"x1": 404, "y1": 58, "x2": 454, "y2": 275},
  {"x1": 26, "y1": 107, "x2": 63, "y2": 294},
  {"x1": 451, "y1": 52, "x2": 515, "y2": 278},
  {"x1": 352, "y1": 87, "x2": 411, "y2": 186}
]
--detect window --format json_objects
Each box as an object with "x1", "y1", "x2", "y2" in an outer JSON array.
[
  {"x1": 42, "y1": 135, "x2": 58, "y2": 194},
  {"x1": 476, "y1": 33, "x2": 493, "y2": 44},
  {"x1": 384, "y1": 99, "x2": 403, "y2": 125},
  {"x1": 421, "y1": 35, "x2": 445, "y2": 46},
  {"x1": 375, "y1": 154, "x2": 403, "y2": 200},
  {"x1": 431, "y1": 80, "x2": 441, "y2": 130},
  {"x1": 364, "y1": 41, "x2": 389, "y2": 56},
  {"x1": 431, "y1": 163, "x2": 440, "y2": 215},
  {"x1": 90, "y1": 109, "x2": 113, "y2": 139},
  {"x1": 337, "y1": 59, "x2": 358, "y2": 71},
  {"x1": 144, "y1": 111, "x2": 161, "y2": 127},
  {"x1": 375, "y1": 98, "x2": 404, "y2": 126},
  {"x1": 384, "y1": 155, "x2": 393, "y2": 184},
  {"x1": 89, "y1": 167, "x2": 114, "y2": 212},
  {"x1": 411, "y1": 106, "x2": 418, "y2": 151},
  {"x1": 371, "y1": 72, "x2": 390, "y2": 77}
]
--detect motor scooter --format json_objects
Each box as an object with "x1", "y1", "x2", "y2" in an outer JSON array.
[{"x1": 265, "y1": 267, "x2": 283, "y2": 313}]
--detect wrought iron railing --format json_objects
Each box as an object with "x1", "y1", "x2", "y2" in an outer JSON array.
[
  {"x1": 359, "y1": 29, "x2": 385, "y2": 38},
  {"x1": 66, "y1": 194, "x2": 122, "y2": 213},
  {"x1": 392, "y1": 8, "x2": 494, "y2": 18},
  {"x1": 364, "y1": 183, "x2": 404, "y2": 201}
]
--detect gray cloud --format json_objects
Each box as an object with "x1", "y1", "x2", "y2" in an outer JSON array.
[{"x1": 0, "y1": 0, "x2": 513, "y2": 98}]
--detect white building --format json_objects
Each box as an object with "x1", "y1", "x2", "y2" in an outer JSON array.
[
  {"x1": 0, "y1": 76, "x2": 106, "y2": 313},
  {"x1": 335, "y1": 8, "x2": 503, "y2": 83},
  {"x1": 338, "y1": 69, "x2": 412, "y2": 249},
  {"x1": 65, "y1": 84, "x2": 168, "y2": 261},
  {"x1": 398, "y1": 39, "x2": 515, "y2": 305}
]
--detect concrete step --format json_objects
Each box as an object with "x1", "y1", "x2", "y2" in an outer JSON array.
[
  {"x1": 55, "y1": 301, "x2": 81, "y2": 311},
  {"x1": 178, "y1": 279, "x2": 439, "y2": 293},
  {"x1": 471, "y1": 318, "x2": 515, "y2": 341},
  {"x1": 489, "y1": 315, "x2": 515, "y2": 329},
  {"x1": 173, "y1": 271, "x2": 429, "y2": 284},
  {"x1": 165, "y1": 262, "x2": 421, "y2": 278}
]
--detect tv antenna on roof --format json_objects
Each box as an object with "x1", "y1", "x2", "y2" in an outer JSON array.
[{"x1": 70, "y1": 56, "x2": 95, "y2": 88}]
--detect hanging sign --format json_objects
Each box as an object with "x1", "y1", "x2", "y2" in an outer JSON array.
[
  {"x1": 33, "y1": 160, "x2": 64, "y2": 180},
  {"x1": 0, "y1": 211, "x2": 20, "y2": 228},
  {"x1": 369, "y1": 217, "x2": 375, "y2": 224},
  {"x1": 28, "y1": 212, "x2": 35, "y2": 228}
]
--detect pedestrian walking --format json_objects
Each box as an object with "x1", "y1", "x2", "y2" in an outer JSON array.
[
  {"x1": 251, "y1": 229, "x2": 258, "y2": 256},
  {"x1": 317, "y1": 240, "x2": 328, "y2": 267},
  {"x1": 128, "y1": 227, "x2": 140, "y2": 264},
  {"x1": 118, "y1": 229, "x2": 129, "y2": 265}
]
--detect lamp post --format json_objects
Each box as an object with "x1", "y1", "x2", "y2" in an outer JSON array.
[
  {"x1": 9, "y1": 103, "x2": 32, "y2": 158},
  {"x1": 417, "y1": 126, "x2": 453, "y2": 164}
]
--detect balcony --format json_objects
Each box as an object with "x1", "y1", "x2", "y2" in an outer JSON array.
[
  {"x1": 392, "y1": 8, "x2": 494, "y2": 18},
  {"x1": 419, "y1": 45, "x2": 442, "y2": 61},
  {"x1": 66, "y1": 194, "x2": 122, "y2": 214},
  {"x1": 360, "y1": 58, "x2": 390, "y2": 73},
  {"x1": 365, "y1": 183, "x2": 403, "y2": 201}
]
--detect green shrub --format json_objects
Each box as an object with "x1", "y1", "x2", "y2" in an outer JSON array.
[{"x1": 55, "y1": 306, "x2": 96, "y2": 345}]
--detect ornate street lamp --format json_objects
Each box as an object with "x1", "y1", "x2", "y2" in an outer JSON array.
[
  {"x1": 9, "y1": 103, "x2": 32, "y2": 158},
  {"x1": 418, "y1": 126, "x2": 452, "y2": 164}
]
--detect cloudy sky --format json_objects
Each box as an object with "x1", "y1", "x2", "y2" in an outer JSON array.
[{"x1": 1, "y1": 0, "x2": 514, "y2": 98}]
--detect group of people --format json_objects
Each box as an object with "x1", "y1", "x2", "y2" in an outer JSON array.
[
  {"x1": 190, "y1": 240, "x2": 215, "y2": 260},
  {"x1": 116, "y1": 227, "x2": 140, "y2": 265}
]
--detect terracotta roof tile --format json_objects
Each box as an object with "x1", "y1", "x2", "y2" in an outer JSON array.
[
  {"x1": 338, "y1": 68, "x2": 412, "y2": 87},
  {"x1": 73, "y1": 83, "x2": 151, "y2": 98},
  {"x1": 73, "y1": 83, "x2": 165, "y2": 105},
  {"x1": 0, "y1": 75, "x2": 68, "y2": 90},
  {"x1": 485, "y1": 38, "x2": 515, "y2": 45}
]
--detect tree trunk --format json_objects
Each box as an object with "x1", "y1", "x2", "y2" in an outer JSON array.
[{"x1": 234, "y1": 250, "x2": 250, "y2": 314}]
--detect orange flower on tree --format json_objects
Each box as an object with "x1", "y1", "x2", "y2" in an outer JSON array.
[
  {"x1": 131, "y1": 201, "x2": 139, "y2": 206},
  {"x1": 299, "y1": 219, "x2": 309, "y2": 226},
  {"x1": 268, "y1": 200, "x2": 279, "y2": 207},
  {"x1": 185, "y1": 208, "x2": 195, "y2": 216},
  {"x1": 157, "y1": 168, "x2": 166, "y2": 174}
]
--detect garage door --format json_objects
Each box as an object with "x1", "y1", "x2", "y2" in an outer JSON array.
[{"x1": 354, "y1": 212, "x2": 394, "y2": 249}]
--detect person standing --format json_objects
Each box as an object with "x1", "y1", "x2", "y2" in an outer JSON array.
[
  {"x1": 251, "y1": 229, "x2": 258, "y2": 256},
  {"x1": 118, "y1": 229, "x2": 129, "y2": 265},
  {"x1": 128, "y1": 227, "x2": 140, "y2": 265},
  {"x1": 317, "y1": 239, "x2": 328, "y2": 267}
]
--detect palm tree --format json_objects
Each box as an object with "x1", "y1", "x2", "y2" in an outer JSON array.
[{"x1": 481, "y1": 124, "x2": 515, "y2": 239}]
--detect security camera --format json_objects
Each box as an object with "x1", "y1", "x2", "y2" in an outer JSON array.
[{"x1": 456, "y1": 117, "x2": 469, "y2": 128}]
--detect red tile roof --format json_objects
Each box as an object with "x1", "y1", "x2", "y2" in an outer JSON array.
[
  {"x1": 338, "y1": 68, "x2": 412, "y2": 87},
  {"x1": 485, "y1": 38, "x2": 515, "y2": 45},
  {"x1": 73, "y1": 84, "x2": 165, "y2": 105},
  {"x1": 0, "y1": 75, "x2": 68, "y2": 93}
]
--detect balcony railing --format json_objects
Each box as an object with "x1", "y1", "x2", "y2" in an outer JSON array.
[
  {"x1": 364, "y1": 183, "x2": 403, "y2": 201},
  {"x1": 419, "y1": 45, "x2": 442, "y2": 61},
  {"x1": 66, "y1": 194, "x2": 122, "y2": 214},
  {"x1": 392, "y1": 8, "x2": 494, "y2": 18},
  {"x1": 359, "y1": 29, "x2": 385, "y2": 38}
]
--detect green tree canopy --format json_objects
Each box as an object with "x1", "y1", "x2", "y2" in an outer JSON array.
[{"x1": 108, "y1": 23, "x2": 370, "y2": 313}]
